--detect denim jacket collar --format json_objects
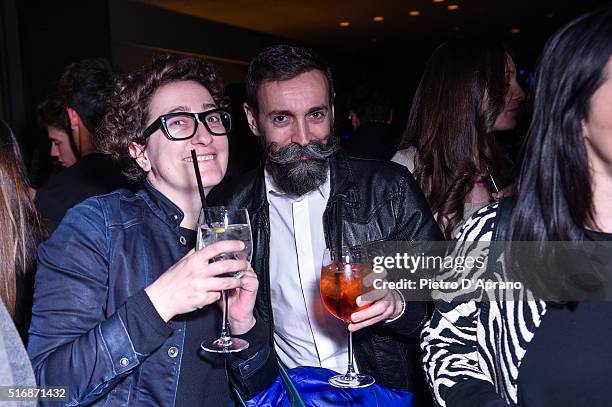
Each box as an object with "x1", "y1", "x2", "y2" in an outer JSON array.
[{"x1": 142, "y1": 180, "x2": 185, "y2": 230}]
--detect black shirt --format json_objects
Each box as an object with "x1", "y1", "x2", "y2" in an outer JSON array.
[
  {"x1": 175, "y1": 227, "x2": 232, "y2": 407},
  {"x1": 36, "y1": 153, "x2": 134, "y2": 232},
  {"x1": 121, "y1": 226, "x2": 269, "y2": 406},
  {"x1": 517, "y1": 230, "x2": 612, "y2": 406},
  {"x1": 121, "y1": 228, "x2": 230, "y2": 406},
  {"x1": 342, "y1": 122, "x2": 401, "y2": 161}
]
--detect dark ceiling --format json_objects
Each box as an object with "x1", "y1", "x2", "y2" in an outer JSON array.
[{"x1": 137, "y1": 0, "x2": 609, "y2": 51}]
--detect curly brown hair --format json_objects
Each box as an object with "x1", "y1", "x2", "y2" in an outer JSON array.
[{"x1": 99, "y1": 55, "x2": 229, "y2": 184}]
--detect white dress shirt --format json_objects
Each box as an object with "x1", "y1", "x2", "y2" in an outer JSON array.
[{"x1": 264, "y1": 169, "x2": 350, "y2": 374}]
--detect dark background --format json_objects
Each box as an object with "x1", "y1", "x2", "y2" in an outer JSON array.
[{"x1": 0, "y1": 0, "x2": 609, "y2": 186}]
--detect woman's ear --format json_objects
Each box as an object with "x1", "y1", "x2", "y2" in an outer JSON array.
[
  {"x1": 129, "y1": 142, "x2": 151, "y2": 172},
  {"x1": 581, "y1": 119, "x2": 590, "y2": 139}
]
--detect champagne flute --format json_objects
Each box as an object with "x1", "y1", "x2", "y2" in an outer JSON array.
[
  {"x1": 198, "y1": 206, "x2": 253, "y2": 353},
  {"x1": 320, "y1": 246, "x2": 376, "y2": 388}
]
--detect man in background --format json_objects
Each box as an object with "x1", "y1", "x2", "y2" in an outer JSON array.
[
  {"x1": 36, "y1": 90, "x2": 78, "y2": 168},
  {"x1": 36, "y1": 58, "x2": 133, "y2": 232},
  {"x1": 342, "y1": 83, "x2": 400, "y2": 160}
]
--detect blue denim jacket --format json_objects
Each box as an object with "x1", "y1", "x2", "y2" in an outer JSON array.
[{"x1": 28, "y1": 182, "x2": 277, "y2": 406}]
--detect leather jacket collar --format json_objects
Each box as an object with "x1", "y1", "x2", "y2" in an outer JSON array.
[{"x1": 236, "y1": 151, "x2": 358, "y2": 213}]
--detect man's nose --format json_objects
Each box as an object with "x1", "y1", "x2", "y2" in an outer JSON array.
[
  {"x1": 50, "y1": 144, "x2": 59, "y2": 157},
  {"x1": 291, "y1": 120, "x2": 311, "y2": 146}
]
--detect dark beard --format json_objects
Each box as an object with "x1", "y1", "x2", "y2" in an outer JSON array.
[{"x1": 264, "y1": 136, "x2": 340, "y2": 196}]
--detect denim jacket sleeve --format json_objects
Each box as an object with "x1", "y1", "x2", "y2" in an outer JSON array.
[
  {"x1": 226, "y1": 311, "x2": 279, "y2": 399},
  {"x1": 28, "y1": 199, "x2": 154, "y2": 405}
]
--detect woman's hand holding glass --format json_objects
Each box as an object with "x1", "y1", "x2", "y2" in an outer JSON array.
[
  {"x1": 199, "y1": 207, "x2": 254, "y2": 353},
  {"x1": 221, "y1": 267, "x2": 258, "y2": 335},
  {"x1": 144, "y1": 240, "x2": 251, "y2": 323}
]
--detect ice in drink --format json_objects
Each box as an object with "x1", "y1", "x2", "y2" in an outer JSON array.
[{"x1": 320, "y1": 261, "x2": 371, "y2": 323}]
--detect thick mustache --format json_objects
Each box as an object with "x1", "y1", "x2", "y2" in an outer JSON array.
[{"x1": 268, "y1": 139, "x2": 338, "y2": 165}]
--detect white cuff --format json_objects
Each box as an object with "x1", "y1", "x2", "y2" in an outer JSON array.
[{"x1": 385, "y1": 289, "x2": 406, "y2": 323}]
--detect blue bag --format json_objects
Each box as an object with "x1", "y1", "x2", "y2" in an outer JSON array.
[{"x1": 243, "y1": 365, "x2": 413, "y2": 407}]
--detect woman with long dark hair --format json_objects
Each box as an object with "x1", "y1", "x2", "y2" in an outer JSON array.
[
  {"x1": 393, "y1": 40, "x2": 525, "y2": 239},
  {"x1": 422, "y1": 8, "x2": 612, "y2": 406},
  {"x1": 0, "y1": 120, "x2": 39, "y2": 394}
]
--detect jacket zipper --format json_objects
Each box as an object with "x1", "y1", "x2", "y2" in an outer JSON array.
[{"x1": 260, "y1": 211, "x2": 275, "y2": 339}]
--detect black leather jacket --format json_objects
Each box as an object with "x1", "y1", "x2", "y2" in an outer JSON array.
[{"x1": 209, "y1": 151, "x2": 443, "y2": 394}]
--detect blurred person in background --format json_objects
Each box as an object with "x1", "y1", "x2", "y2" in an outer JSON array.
[
  {"x1": 0, "y1": 119, "x2": 41, "y2": 397},
  {"x1": 36, "y1": 90, "x2": 78, "y2": 168},
  {"x1": 393, "y1": 39, "x2": 525, "y2": 239},
  {"x1": 35, "y1": 58, "x2": 133, "y2": 232},
  {"x1": 342, "y1": 83, "x2": 399, "y2": 160}
]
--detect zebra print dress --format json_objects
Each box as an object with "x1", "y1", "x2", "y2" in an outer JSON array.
[{"x1": 421, "y1": 202, "x2": 547, "y2": 406}]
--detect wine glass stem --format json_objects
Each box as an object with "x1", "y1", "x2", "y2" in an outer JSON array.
[
  {"x1": 346, "y1": 329, "x2": 357, "y2": 378},
  {"x1": 220, "y1": 290, "x2": 230, "y2": 343}
]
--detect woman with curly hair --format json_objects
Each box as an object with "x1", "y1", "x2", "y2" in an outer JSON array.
[
  {"x1": 393, "y1": 39, "x2": 525, "y2": 239},
  {"x1": 28, "y1": 55, "x2": 277, "y2": 406}
]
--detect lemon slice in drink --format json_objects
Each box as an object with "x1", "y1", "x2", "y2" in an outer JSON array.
[{"x1": 213, "y1": 227, "x2": 226, "y2": 233}]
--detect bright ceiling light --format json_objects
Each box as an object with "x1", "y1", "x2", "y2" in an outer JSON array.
[
  {"x1": 338, "y1": 21, "x2": 350, "y2": 27},
  {"x1": 433, "y1": 0, "x2": 445, "y2": 3},
  {"x1": 409, "y1": 10, "x2": 421, "y2": 16},
  {"x1": 373, "y1": 16, "x2": 385, "y2": 22},
  {"x1": 447, "y1": 4, "x2": 460, "y2": 10}
]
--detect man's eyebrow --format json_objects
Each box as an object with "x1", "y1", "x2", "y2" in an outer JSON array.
[
  {"x1": 266, "y1": 110, "x2": 294, "y2": 118},
  {"x1": 307, "y1": 105, "x2": 329, "y2": 115},
  {"x1": 203, "y1": 103, "x2": 217, "y2": 110},
  {"x1": 264, "y1": 105, "x2": 329, "y2": 118}
]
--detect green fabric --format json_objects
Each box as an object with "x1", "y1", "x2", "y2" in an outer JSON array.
[
  {"x1": 230, "y1": 389, "x2": 248, "y2": 407},
  {"x1": 278, "y1": 362, "x2": 307, "y2": 407},
  {"x1": 232, "y1": 360, "x2": 306, "y2": 407}
]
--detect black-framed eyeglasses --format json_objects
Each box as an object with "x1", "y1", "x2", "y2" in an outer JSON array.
[{"x1": 142, "y1": 109, "x2": 232, "y2": 140}]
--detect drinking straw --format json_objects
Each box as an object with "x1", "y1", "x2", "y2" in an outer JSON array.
[
  {"x1": 190, "y1": 149, "x2": 211, "y2": 226},
  {"x1": 333, "y1": 195, "x2": 344, "y2": 318},
  {"x1": 335, "y1": 195, "x2": 344, "y2": 262}
]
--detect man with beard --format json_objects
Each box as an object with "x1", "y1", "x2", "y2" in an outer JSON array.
[{"x1": 209, "y1": 45, "x2": 442, "y2": 405}]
